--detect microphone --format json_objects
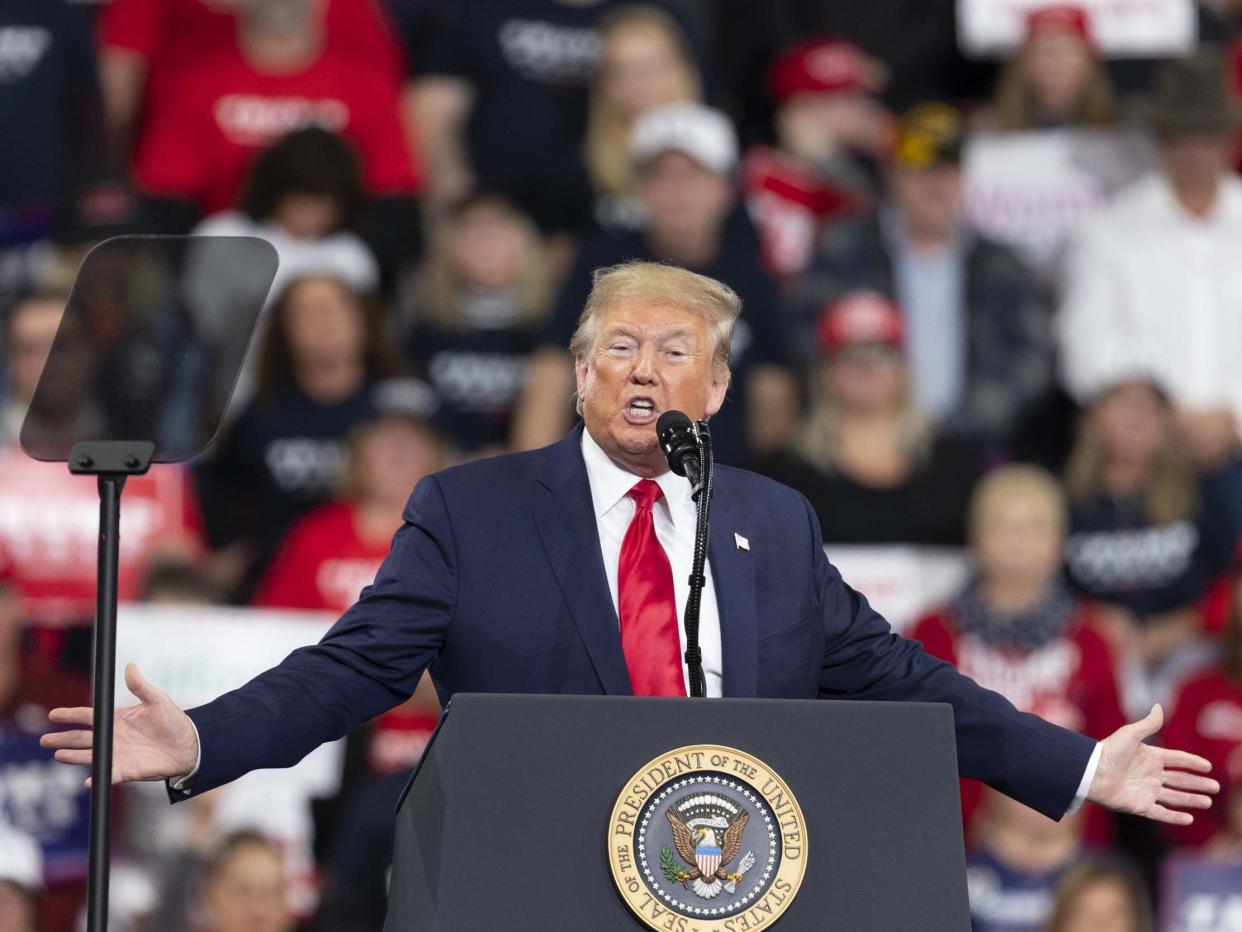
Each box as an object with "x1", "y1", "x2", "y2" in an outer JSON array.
[
  {"x1": 655, "y1": 408, "x2": 712, "y2": 699},
  {"x1": 657, "y1": 410, "x2": 701, "y2": 488}
]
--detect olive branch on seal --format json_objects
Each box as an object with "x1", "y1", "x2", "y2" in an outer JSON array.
[{"x1": 660, "y1": 846, "x2": 693, "y2": 885}]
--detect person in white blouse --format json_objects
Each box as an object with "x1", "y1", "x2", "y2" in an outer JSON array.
[{"x1": 1057, "y1": 51, "x2": 1242, "y2": 542}]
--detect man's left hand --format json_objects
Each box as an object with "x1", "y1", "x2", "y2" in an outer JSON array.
[{"x1": 1087, "y1": 704, "x2": 1218, "y2": 825}]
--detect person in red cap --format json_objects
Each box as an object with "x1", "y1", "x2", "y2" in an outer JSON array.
[
  {"x1": 754, "y1": 289, "x2": 982, "y2": 545},
  {"x1": 1164, "y1": 545, "x2": 1242, "y2": 848},
  {"x1": 989, "y1": 4, "x2": 1118, "y2": 131},
  {"x1": 740, "y1": 37, "x2": 893, "y2": 285}
]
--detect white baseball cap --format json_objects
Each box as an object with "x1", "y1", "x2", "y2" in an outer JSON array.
[{"x1": 630, "y1": 103, "x2": 738, "y2": 174}]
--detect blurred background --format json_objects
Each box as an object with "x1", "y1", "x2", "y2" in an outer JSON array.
[{"x1": 2, "y1": 0, "x2": 1242, "y2": 929}]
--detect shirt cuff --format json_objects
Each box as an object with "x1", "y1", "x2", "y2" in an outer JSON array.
[
  {"x1": 1066, "y1": 741, "x2": 1102, "y2": 816},
  {"x1": 168, "y1": 717, "x2": 202, "y2": 796}
]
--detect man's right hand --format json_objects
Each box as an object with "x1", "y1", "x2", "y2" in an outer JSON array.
[{"x1": 40, "y1": 662, "x2": 199, "y2": 787}]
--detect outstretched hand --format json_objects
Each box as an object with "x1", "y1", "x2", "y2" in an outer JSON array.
[
  {"x1": 1087, "y1": 704, "x2": 1218, "y2": 825},
  {"x1": 40, "y1": 663, "x2": 199, "y2": 787}
]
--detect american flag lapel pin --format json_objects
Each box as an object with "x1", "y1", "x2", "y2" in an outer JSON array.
[{"x1": 734, "y1": 532, "x2": 750, "y2": 551}]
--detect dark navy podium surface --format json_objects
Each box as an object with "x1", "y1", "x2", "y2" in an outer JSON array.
[{"x1": 386, "y1": 694, "x2": 971, "y2": 931}]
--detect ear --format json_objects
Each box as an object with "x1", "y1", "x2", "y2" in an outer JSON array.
[
  {"x1": 574, "y1": 356, "x2": 590, "y2": 403},
  {"x1": 704, "y1": 374, "x2": 728, "y2": 419}
]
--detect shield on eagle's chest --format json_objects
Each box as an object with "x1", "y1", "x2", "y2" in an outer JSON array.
[{"x1": 695, "y1": 845, "x2": 722, "y2": 878}]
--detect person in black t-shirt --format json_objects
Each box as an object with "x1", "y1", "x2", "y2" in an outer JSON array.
[
  {"x1": 1063, "y1": 379, "x2": 1236, "y2": 670},
  {"x1": 584, "y1": 5, "x2": 703, "y2": 235},
  {"x1": 198, "y1": 272, "x2": 435, "y2": 596},
  {"x1": 513, "y1": 103, "x2": 799, "y2": 465},
  {"x1": 0, "y1": 0, "x2": 119, "y2": 256},
  {"x1": 755, "y1": 290, "x2": 982, "y2": 545},
  {"x1": 402, "y1": 192, "x2": 552, "y2": 454},
  {"x1": 410, "y1": 0, "x2": 705, "y2": 235}
]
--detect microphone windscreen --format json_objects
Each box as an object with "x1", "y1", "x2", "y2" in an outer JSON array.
[{"x1": 656, "y1": 410, "x2": 692, "y2": 442}]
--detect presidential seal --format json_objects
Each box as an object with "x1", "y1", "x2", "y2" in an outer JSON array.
[{"x1": 608, "y1": 745, "x2": 807, "y2": 931}]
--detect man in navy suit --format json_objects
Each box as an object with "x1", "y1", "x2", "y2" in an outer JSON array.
[{"x1": 44, "y1": 261, "x2": 1216, "y2": 826}]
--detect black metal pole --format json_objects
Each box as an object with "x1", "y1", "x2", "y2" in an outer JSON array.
[
  {"x1": 682, "y1": 423, "x2": 713, "y2": 699},
  {"x1": 87, "y1": 473, "x2": 126, "y2": 932}
]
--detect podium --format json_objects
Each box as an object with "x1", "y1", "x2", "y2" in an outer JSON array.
[{"x1": 387, "y1": 694, "x2": 971, "y2": 931}]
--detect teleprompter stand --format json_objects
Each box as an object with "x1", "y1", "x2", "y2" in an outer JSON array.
[
  {"x1": 70, "y1": 441, "x2": 155, "y2": 932},
  {"x1": 21, "y1": 236, "x2": 278, "y2": 930}
]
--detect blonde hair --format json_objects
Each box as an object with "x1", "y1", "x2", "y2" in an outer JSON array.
[
  {"x1": 569, "y1": 262, "x2": 739, "y2": 411},
  {"x1": 969, "y1": 464, "x2": 1067, "y2": 539},
  {"x1": 991, "y1": 42, "x2": 1117, "y2": 130},
  {"x1": 418, "y1": 194, "x2": 552, "y2": 330},
  {"x1": 584, "y1": 6, "x2": 701, "y2": 199},
  {"x1": 794, "y1": 363, "x2": 932, "y2": 473},
  {"x1": 1064, "y1": 392, "x2": 1197, "y2": 526},
  {"x1": 1045, "y1": 861, "x2": 1152, "y2": 932},
  {"x1": 338, "y1": 414, "x2": 447, "y2": 501}
]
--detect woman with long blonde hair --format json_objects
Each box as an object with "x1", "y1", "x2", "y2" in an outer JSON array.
[
  {"x1": 990, "y1": 5, "x2": 1118, "y2": 130},
  {"x1": 583, "y1": 5, "x2": 701, "y2": 229},
  {"x1": 404, "y1": 191, "x2": 552, "y2": 454},
  {"x1": 1062, "y1": 379, "x2": 1231, "y2": 674},
  {"x1": 757, "y1": 290, "x2": 981, "y2": 544}
]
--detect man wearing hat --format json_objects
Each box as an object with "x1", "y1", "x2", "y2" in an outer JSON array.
[
  {"x1": 1058, "y1": 50, "x2": 1242, "y2": 549},
  {"x1": 515, "y1": 102, "x2": 800, "y2": 461},
  {"x1": 799, "y1": 102, "x2": 1051, "y2": 453}
]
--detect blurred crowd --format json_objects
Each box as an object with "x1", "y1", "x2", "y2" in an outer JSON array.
[{"x1": 3, "y1": 0, "x2": 1242, "y2": 929}]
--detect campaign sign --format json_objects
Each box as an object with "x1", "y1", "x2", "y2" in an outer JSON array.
[
  {"x1": 822, "y1": 545, "x2": 969, "y2": 635},
  {"x1": 115, "y1": 604, "x2": 343, "y2": 914},
  {"x1": 958, "y1": 0, "x2": 1196, "y2": 58},
  {"x1": 963, "y1": 128, "x2": 1155, "y2": 284},
  {"x1": 1161, "y1": 853, "x2": 1242, "y2": 932},
  {"x1": 0, "y1": 716, "x2": 90, "y2": 883}
]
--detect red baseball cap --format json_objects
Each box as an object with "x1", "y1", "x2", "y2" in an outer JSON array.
[
  {"x1": 1025, "y1": 5, "x2": 1092, "y2": 44},
  {"x1": 767, "y1": 37, "x2": 878, "y2": 102},
  {"x1": 816, "y1": 291, "x2": 904, "y2": 355}
]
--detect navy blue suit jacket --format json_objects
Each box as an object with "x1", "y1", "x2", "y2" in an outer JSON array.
[{"x1": 183, "y1": 427, "x2": 1095, "y2": 817}]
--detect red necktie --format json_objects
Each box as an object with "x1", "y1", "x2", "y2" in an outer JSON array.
[{"x1": 618, "y1": 479, "x2": 686, "y2": 697}]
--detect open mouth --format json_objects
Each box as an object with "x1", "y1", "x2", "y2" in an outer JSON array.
[{"x1": 623, "y1": 397, "x2": 658, "y2": 425}]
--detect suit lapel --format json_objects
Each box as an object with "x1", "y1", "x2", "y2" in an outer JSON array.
[
  {"x1": 708, "y1": 480, "x2": 758, "y2": 698},
  {"x1": 530, "y1": 428, "x2": 633, "y2": 696}
]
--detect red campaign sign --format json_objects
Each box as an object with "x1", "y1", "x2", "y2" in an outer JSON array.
[{"x1": 0, "y1": 448, "x2": 203, "y2": 625}]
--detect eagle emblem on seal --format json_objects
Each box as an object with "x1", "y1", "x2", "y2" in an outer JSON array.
[{"x1": 662, "y1": 793, "x2": 757, "y2": 899}]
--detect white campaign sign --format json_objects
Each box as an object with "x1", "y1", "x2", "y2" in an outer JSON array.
[
  {"x1": 114, "y1": 604, "x2": 342, "y2": 913},
  {"x1": 823, "y1": 545, "x2": 971, "y2": 635},
  {"x1": 958, "y1": 0, "x2": 1196, "y2": 58},
  {"x1": 963, "y1": 128, "x2": 1155, "y2": 283}
]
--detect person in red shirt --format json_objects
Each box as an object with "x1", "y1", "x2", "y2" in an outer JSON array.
[
  {"x1": 254, "y1": 411, "x2": 448, "y2": 614},
  {"x1": 130, "y1": 0, "x2": 419, "y2": 228},
  {"x1": 98, "y1": 0, "x2": 404, "y2": 156},
  {"x1": 740, "y1": 36, "x2": 890, "y2": 286},
  {"x1": 0, "y1": 289, "x2": 206, "y2": 645},
  {"x1": 912, "y1": 465, "x2": 1127, "y2": 842},
  {"x1": 1164, "y1": 548, "x2": 1242, "y2": 848}
]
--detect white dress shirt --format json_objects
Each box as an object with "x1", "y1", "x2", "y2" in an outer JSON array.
[
  {"x1": 1058, "y1": 173, "x2": 1242, "y2": 433},
  {"x1": 580, "y1": 427, "x2": 724, "y2": 698}
]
